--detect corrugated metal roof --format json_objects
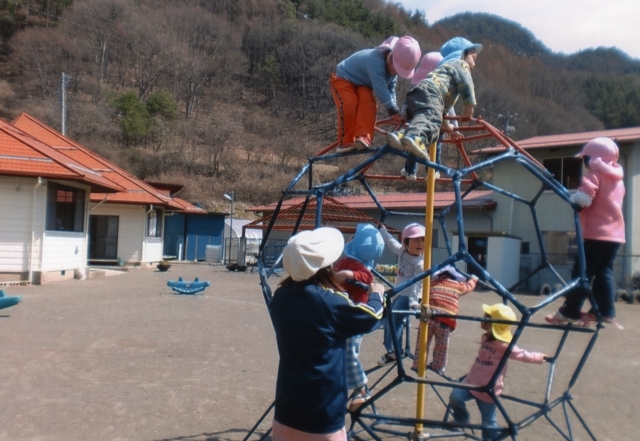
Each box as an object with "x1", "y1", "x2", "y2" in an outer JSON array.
[
  {"x1": 11, "y1": 113, "x2": 183, "y2": 209},
  {"x1": 0, "y1": 120, "x2": 123, "y2": 192},
  {"x1": 477, "y1": 126, "x2": 640, "y2": 154},
  {"x1": 248, "y1": 190, "x2": 496, "y2": 212}
]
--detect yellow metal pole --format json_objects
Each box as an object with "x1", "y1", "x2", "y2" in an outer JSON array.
[{"x1": 413, "y1": 141, "x2": 438, "y2": 438}]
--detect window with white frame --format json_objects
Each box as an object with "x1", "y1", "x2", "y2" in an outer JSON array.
[
  {"x1": 45, "y1": 183, "x2": 86, "y2": 232},
  {"x1": 147, "y1": 207, "x2": 162, "y2": 237}
]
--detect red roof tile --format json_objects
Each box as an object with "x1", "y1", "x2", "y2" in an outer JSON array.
[
  {"x1": 477, "y1": 126, "x2": 640, "y2": 154},
  {"x1": 145, "y1": 181, "x2": 184, "y2": 196},
  {"x1": 0, "y1": 120, "x2": 123, "y2": 192},
  {"x1": 248, "y1": 191, "x2": 496, "y2": 212},
  {"x1": 171, "y1": 197, "x2": 208, "y2": 214},
  {"x1": 246, "y1": 195, "x2": 402, "y2": 234},
  {"x1": 11, "y1": 113, "x2": 183, "y2": 209}
]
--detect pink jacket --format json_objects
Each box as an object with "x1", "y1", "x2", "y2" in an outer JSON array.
[
  {"x1": 578, "y1": 157, "x2": 625, "y2": 243},
  {"x1": 463, "y1": 334, "x2": 546, "y2": 403}
]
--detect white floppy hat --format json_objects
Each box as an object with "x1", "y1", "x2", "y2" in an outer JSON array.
[{"x1": 282, "y1": 227, "x2": 345, "y2": 281}]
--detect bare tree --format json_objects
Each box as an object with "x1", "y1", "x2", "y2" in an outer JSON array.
[
  {"x1": 118, "y1": 6, "x2": 175, "y2": 100},
  {"x1": 61, "y1": 0, "x2": 128, "y2": 91},
  {"x1": 165, "y1": 7, "x2": 234, "y2": 117}
]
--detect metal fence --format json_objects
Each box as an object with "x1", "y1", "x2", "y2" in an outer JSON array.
[
  {"x1": 221, "y1": 240, "x2": 640, "y2": 295},
  {"x1": 518, "y1": 252, "x2": 640, "y2": 295},
  {"x1": 223, "y1": 237, "x2": 269, "y2": 266}
]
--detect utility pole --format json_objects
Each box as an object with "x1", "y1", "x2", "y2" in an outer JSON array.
[
  {"x1": 501, "y1": 111, "x2": 517, "y2": 135},
  {"x1": 60, "y1": 73, "x2": 69, "y2": 136},
  {"x1": 224, "y1": 191, "x2": 235, "y2": 264}
]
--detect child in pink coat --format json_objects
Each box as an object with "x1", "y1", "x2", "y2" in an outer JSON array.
[
  {"x1": 545, "y1": 137, "x2": 625, "y2": 329},
  {"x1": 450, "y1": 304, "x2": 548, "y2": 441}
]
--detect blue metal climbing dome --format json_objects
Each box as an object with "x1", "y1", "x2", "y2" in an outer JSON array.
[{"x1": 247, "y1": 116, "x2": 605, "y2": 441}]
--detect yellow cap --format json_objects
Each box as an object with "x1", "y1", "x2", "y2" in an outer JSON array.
[{"x1": 482, "y1": 303, "x2": 517, "y2": 343}]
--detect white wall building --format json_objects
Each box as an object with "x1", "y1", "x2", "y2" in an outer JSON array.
[
  {"x1": 1, "y1": 113, "x2": 202, "y2": 285},
  {"x1": 481, "y1": 127, "x2": 640, "y2": 292}
]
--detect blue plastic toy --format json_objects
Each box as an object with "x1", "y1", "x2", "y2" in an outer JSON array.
[
  {"x1": 167, "y1": 277, "x2": 210, "y2": 295},
  {"x1": 0, "y1": 289, "x2": 22, "y2": 311}
]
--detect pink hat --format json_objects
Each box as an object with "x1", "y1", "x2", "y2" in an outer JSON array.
[
  {"x1": 575, "y1": 137, "x2": 619, "y2": 164},
  {"x1": 402, "y1": 223, "x2": 425, "y2": 241},
  {"x1": 391, "y1": 36, "x2": 421, "y2": 79},
  {"x1": 411, "y1": 52, "x2": 443, "y2": 86},
  {"x1": 377, "y1": 36, "x2": 399, "y2": 50}
]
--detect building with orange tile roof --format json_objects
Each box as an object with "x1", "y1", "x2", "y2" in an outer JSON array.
[{"x1": 0, "y1": 114, "x2": 206, "y2": 284}]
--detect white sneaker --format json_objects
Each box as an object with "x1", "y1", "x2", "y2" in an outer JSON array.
[
  {"x1": 377, "y1": 352, "x2": 397, "y2": 366},
  {"x1": 400, "y1": 168, "x2": 417, "y2": 181},
  {"x1": 387, "y1": 132, "x2": 404, "y2": 150},
  {"x1": 401, "y1": 135, "x2": 430, "y2": 160}
]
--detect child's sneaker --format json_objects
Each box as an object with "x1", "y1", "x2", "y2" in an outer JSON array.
[
  {"x1": 578, "y1": 312, "x2": 624, "y2": 329},
  {"x1": 428, "y1": 363, "x2": 445, "y2": 376},
  {"x1": 544, "y1": 311, "x2": 577, "y2": 325},
  {"x1": 348, "y1": 389, "x2": 371, "y2": 412},
  {"x1": 603, "y1": 317, "x2": 624, "y2": 330},
  {"x1": 387, "y1": 131, "x2": 404, "y2": 150},
  {"x1": 577, "y1": 312, "x2": 597, "y2": 327},
  {"x1": 401, "y1": 135, "x2": 430, "y2": 160},
  {"x1": 377, "y1": 352, "x2": 397, "y2": 366},
  {"x1": 335, "y1": 143, "x2": 355, "y2": 154},
  {"x1": 400, "y1": 168, "x2": 417, "y2": 181},
  {"x1": 353, "y1": 135, "x2": 371, "y2": 150}
]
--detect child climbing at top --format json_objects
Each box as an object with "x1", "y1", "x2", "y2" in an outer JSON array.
[
  {"x1": 387, "y1": 36, "x2": 481, "y2": 162},
  {"x1": 376, "y1": 222, "x2": 425, "y2": 366},
  {"x1": 398, "y1": 51, "x2": 443, "y2": 180},
  {"x1": 330, "y1": 36, "x2": 421, "y2": 154},
  {"x1": 411, "y1": 265, "x2": 478, "y2": 375},
  {"x1": 449, "y1": 303, "x2": 548, "y2": 441},
  {"x1": 545, "y1": 137, "x2": 625, "y2": 329},
  {"x1": 333, "y1": 223, "x2": 385, "y2": 411}
]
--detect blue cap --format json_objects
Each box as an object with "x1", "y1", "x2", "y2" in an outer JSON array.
[
  {"x1": 440, "y1": 37, "x2": 483, "y2": 58},
  {"x1": 343, "y1": 224, "x2": 384, "y2": 269},
  {"x1": 438, "y1": 37, "x2": 482, "y2": 67}
]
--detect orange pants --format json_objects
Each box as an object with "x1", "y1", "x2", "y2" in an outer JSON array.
[{"x1": 329, "y1": 73, "x2": 377, "y2": 146}]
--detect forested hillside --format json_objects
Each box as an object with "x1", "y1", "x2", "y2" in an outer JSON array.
[{"x1": 1, "y1": 0, "x2": 639, "y2": 214}]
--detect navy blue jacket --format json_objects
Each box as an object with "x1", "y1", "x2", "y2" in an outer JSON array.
[{"x1": 270, "y1": 281, "x2": 384, "y2": 434}]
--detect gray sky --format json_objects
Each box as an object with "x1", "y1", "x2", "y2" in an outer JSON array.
[{"x1": 395, "y1": 0, "x2": 640, "y2": 60}]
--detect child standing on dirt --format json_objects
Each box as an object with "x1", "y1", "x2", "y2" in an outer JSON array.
[
  {"x1": 411, "y1": 265, "x2": 478, "y2": 375},
  {"x1": 333, "y1": 223, "x2": 385, "y2": 411},
  {"x1": 377, "y1": 222, "x2": 425, "y2": 366},
  {"x1": 387, "y1": 36, "x2": 481, "y2": 162},
  {"x1": 545, "y1": 137, "x2": 626, "y2": 329},
  {"x1": 330, "y1": 36, "x2": 421, "y2": 153},
  {"x1": 450, "y1": 303, "x2": 548, "y2": 441}
]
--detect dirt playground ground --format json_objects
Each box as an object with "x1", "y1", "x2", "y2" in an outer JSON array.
[{"x1": 0, "y1": 263, "x2": 638, "y2": 441}]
